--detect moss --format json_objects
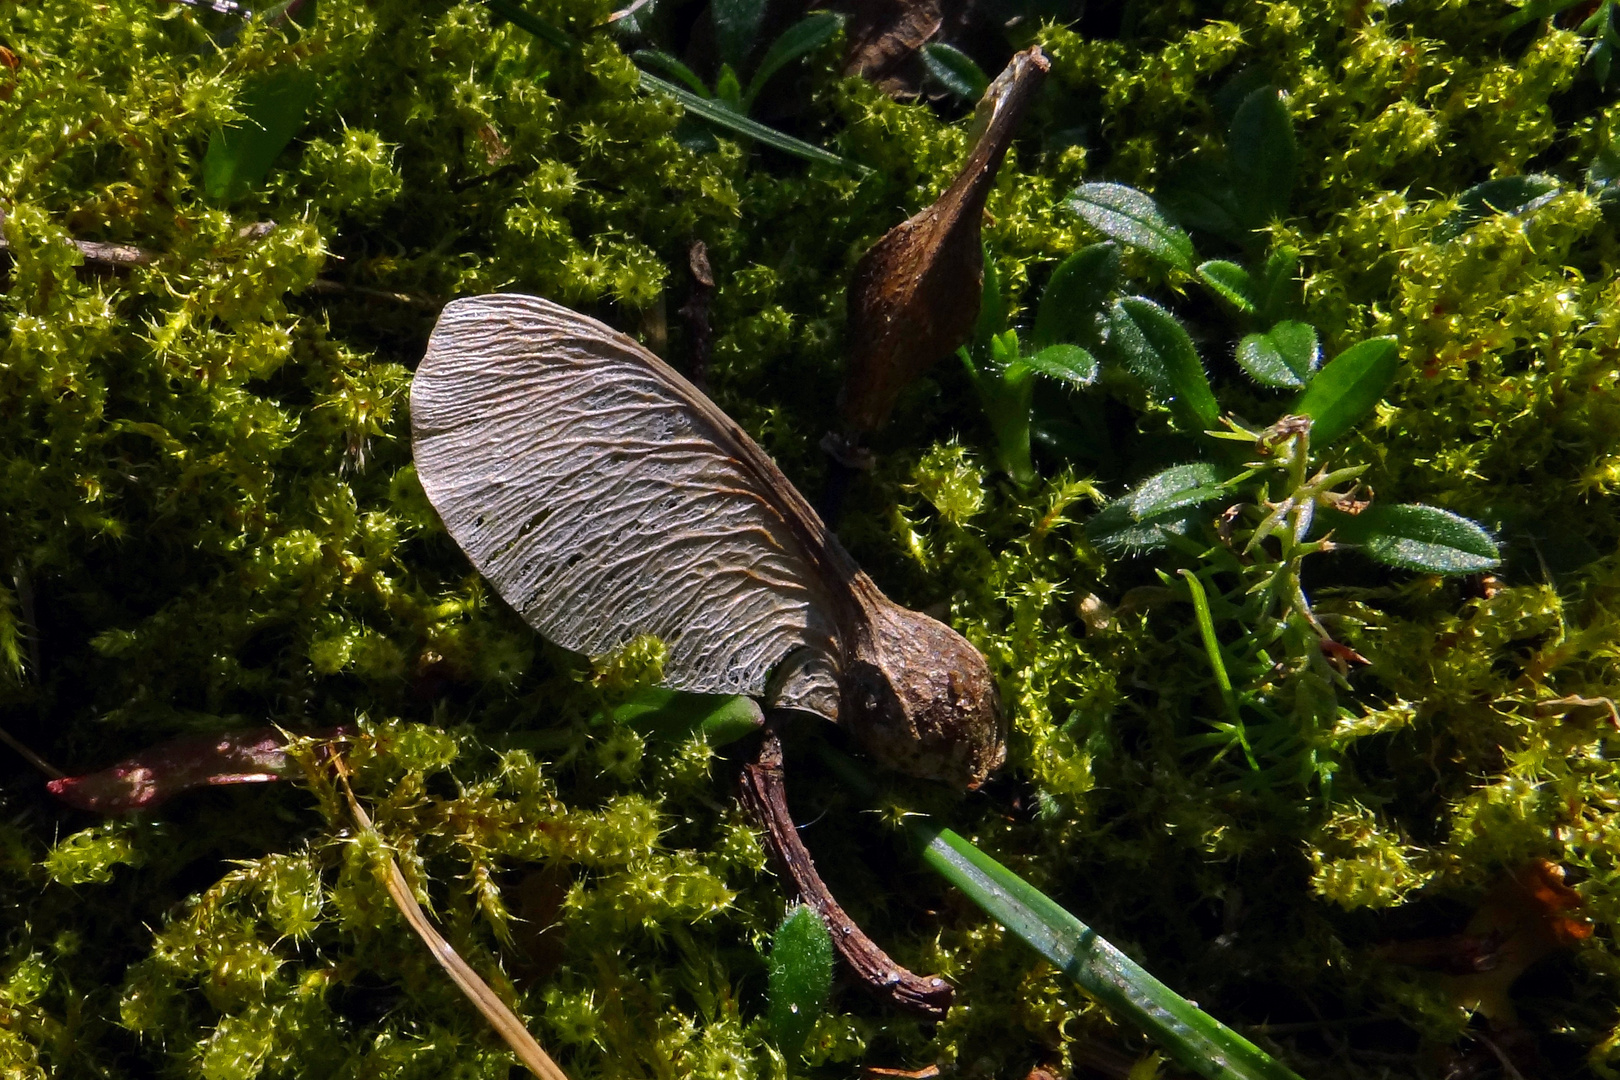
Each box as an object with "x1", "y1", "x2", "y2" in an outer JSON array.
[{"x1": 6, "y1": 0, "x2": 1620, "y2": 1076}]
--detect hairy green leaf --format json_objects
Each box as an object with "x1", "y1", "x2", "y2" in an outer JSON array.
[
  {"x1": 1323, "y1": 504, "x2": 1500, "y2": 574},
  {"x1": 1021, "y1": 344, "x2": 1099, "y2": 388},
  {"x1": 1228, "y1": 86, "x2": 1296, "y2": 228},
  {"x1": 1196, "y1": 260, "x2": 1256, "y2": 312},
  {"x1": 767, "y1": 905, "x2": 833, "y2": 1058},
  {"x1": 1127, "y1": 462, "x2": 1228, "y2": 520},
  {"x1": 1236, "y1": 321, "x2": 1319, "y2": 389},
  {"x1": 1069, "y1": 182, "x2": 1195, "y2": 273},
  {"x1": 920, "y1": 42, "x2": 990, "y2": 100},
  {"x1": 1292, "y1": 336, "x2": 1398, "y2": 446},
  {"x1": 1109, "y1": 298, "x2": 1219, "y2": 432},
  {"x1": 1034, "y1": 242, "x2": 1119, "y2": 348},
  {"x1": 712, "y1": 0, "x2": 767, "y2": 70}
]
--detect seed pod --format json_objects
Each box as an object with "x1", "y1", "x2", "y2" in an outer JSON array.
[
  {"x1": 841, "y1": 45, "x2": 1049, "y2": 437},
  {"x1": 411, "y1": 294, "x2": 1004, "y2": 789}
]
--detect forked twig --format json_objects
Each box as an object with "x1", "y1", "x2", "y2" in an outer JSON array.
[
  {"x1": 738, "y1": 727, "x2": 954, "y2": 1019},
  {"x1": 332, "y1": 756, "x2": 571, "y2": 1080}
]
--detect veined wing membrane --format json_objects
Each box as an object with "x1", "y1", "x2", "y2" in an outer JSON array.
[{"x1": 412, "y1": 294, "x2": 843, "y2": 706}]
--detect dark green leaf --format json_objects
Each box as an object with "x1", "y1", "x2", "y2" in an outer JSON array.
[
  {"x1": 767, "y1": 905, "x2": 834, "y2": 1058},
  {"x1": 920, "y1": 42, "x2": 990, "y2": 100},
  {"x1": 1109, "y1": 298, "x2": 1219, "y2": 433},
  {"x1": 203, "y1": 67, "x2": 319, "y2": 203},
  {"x1": 973, "y1": 242, "x2": 1006, "y2": 343},
  {"x1": 1227, "y1": 86, "x2": 1296, "y2": 228},
  {"x1": 1236, "y1": 321, "x2": 1319, "y2": 389},
  {"x1": 1127, "y1": 462, "x2": 1227, "y2": 520},
  {"x1": 743, "y1": 12, "x2": 841, "y2": 110},
  {"x1": 608, "y1": 688, "x2": 763, "y2": 746},
  {"x1": 484, "y1": 0, "x2": 576, "y2": 50},
  {"x1": 1033, "y1": 242, "x2": 1119, "y2": 349},
  {"x1": 1087, "y1": 496, "x2": 1194, "y2": 554},
  {"x1": 1022, "y1": 344, "x2": 1099, "y2": 388},
  {"x1": 636, "y1": 71, "x2": 864, "y2": 172},
  {"x1": 1196, "y1": 260, "x2": 1256, "y2": 312},
  {"x1": 1292, "y1": 336, "x2": 1398, "y2": 446},
  {"x1": 1435, "y1": 175, "x2": 1560, "y2": 240},
  {"x1": 633, "y1": 49, "x2": 711, "y2": 97},
  {"x1": 1323, "y1": 504, "x2": 1500, "y2": 574},
  {"x1": 1069, "y1": 182, "x2": 1195, "y2": 273},
  {"x1": 1252, "y1": 245, "x2": 1300, "y2": 322},
  {"x1": 712, "y1": 0, "x2": 767, "y2": 70}
]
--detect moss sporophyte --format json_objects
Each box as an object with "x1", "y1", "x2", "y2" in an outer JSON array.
[{"x1": 13, "y1": 0, "x2": 1620, "y2": 1075}]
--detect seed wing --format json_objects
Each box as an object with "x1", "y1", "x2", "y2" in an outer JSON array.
[{"x1": 411, "y1": 294, "x2": 844, "y2": 708}]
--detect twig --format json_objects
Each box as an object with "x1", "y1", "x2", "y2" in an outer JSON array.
[
  {"x1": 738, "y1": 727, "x2": 954, "y2": 1019},
  {"x1": 333, "y1": 757, "x2": 572, "y2": 1080},
  {"x1": 0, "y1": 212, "x2": 436, "y2": 307},
  {"x1": 677, "y1": 240, "x2": 715, "y2": 389},
  {"x1": 0, "y1": 725, "x2": 64, "y2": 780}
]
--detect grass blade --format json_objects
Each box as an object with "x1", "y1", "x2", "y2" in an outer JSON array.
[
  {"x1": 912, "y1": 822, "x2": 1304, "y2": 1080},
  {"x1": 637, "y1": 70, "x2": 864, "y2": 172},
  {"x1": 815, "y1": 745, "x2": 1304, "y2": 1080}
]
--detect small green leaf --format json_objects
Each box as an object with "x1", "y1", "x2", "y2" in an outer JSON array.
[
  {"x1": 1227, "y1": 86, "x2": 1296, "y2": 229},
  {"x1": 974, "y1": 242, "x2": 1006, "y2": 343},
  {"x1": 1034, "y1": 242, "x2": 1119, "y2": 349},
  {"x1": 1127, "y1": 463, "x2": 1227, "y2": 520},
  {"x1": 1435, "y1": 174, "x2": 1560, "y2": 240},
  {"x1": 1068, "y1": 182, "x2": 1195, "y2": 273},
  {"x1": 1236, "y1": 321, "x2": 1319, "y2": 389},
  {"x1": 634, "y1": 49, "x2": 711, "y2": 97},
  {"x1": 1292, "y1": 336, "x2": 1399, "y2": 446},
  {"x1": 715, "y1": 63, "x2": 744, "y2": 112},
  {"x1": 1023, "y1": 344, "x2": 1099, "y2": 388},
  {"x1": 920, "y1": 42, "x2": 990, "y2": 100},
  {"x1": 484, "y1": 0, "x2": 576, "y2": 50},
  {"x1": 609, "y1": 688, "x2": 763, "y2": 746},
  {"x1": 1324, "y1": 504, "x2": 1500, "y2": 574},
  {"x1": 1252, "y1": 245, "x2": 1300, "y2": 322},
  {"x1": 742, "y1": 12, "x2": 841, "y2": 110},
  {"x1": 1196, "y1": 260, "x2": 1256, "y2": 312},
  {"x1": 712, "y1": 0, "x2": 768, "y2": 70},
  {"x1": 1109, "y1": 298, "x2": 1219, "y2": 433},
  {"x1": 767, "y1": 905, "x2": 834, "y2": 1059},
  {"x1": 203, "y1": 66, "x2": 319, "y2": 203}
]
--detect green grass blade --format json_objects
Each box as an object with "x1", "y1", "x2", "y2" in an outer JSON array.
[
  {"x1": 483, "y1": 0, "x2": 576, "y2": 50},
  {"x1": 911, "y1": 821, "x2": 1305, "y2": 1080},
  {"x1": 636, "y1": 70, "x2": 864, "y2": 172},
  {"x1": 814, "y1": 745, "x2": 1302, "y2": 1080}
]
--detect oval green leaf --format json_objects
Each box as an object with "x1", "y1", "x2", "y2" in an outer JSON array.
[
  {"x1": 1291, "y1": 336, "x2": 1398, "y2": 446},
  {"x1": 1228, "y1": 86, "x2": 1296, "y2": 229},
  {"x1": 1435, "y1": 174, "x2": 1560, "y2": 241},
  {"x1": 1196, "y1": 260, "x2": 1256, "y2": 313},
  {"x1": 203, "y1": 67, "x2": 319, "y2": 203},
  {"x1": 1236, "y1": 320, "x2": 1319, "y2": 389},
  {"x1": 1023, "y1": 343, "x2": 1099, "y2": 388},
  {"x1": 767, "y1": 904, "x2": 834, "y2": 1058},
  {"x1": 1069, "y1": 182, "x2": 1195, "y2": 273},
  {"x1": 743, "y1": 12, "x2": 842, "y2": 110},
  {"x1": 1109, "y1": 297, "x2": 1219, "y2": 433},
  {"x1": 1034, "y1": 242, "x2": 1119, "y2": 348},
  {"x1": 1127, "y1": 462, "x2": 1227, "y2": 520},
  {"x1": 920, "y1": 42, "x2": 990, "y2": 101},
  {"x1": 1325, "y1": 504, "x2": 1500, "y2": 574}
]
